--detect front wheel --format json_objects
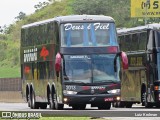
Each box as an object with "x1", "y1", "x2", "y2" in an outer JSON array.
[
  {"x1": 144, "y1": 92, "x2": 153, "y2": 108},
  {"x1": 53, "y1": 94, "x2": 64, "y2": 110}
]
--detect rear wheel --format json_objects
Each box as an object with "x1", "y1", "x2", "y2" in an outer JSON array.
[
  {"x1": 31, "y1": 91, "x2": 39, "y2": 109},
  {"x1": 49, "y1": 93, "x2": 55, "y2": 109},
  {"x1": 98, "y1": 102, "x2": 111, "y2": 110},
  {"x1": 27, "y1": 93, "x2": 31, "y2": 107},
  {"x1": 141, "y1": 91, "x2": 145, "y2": 106}
]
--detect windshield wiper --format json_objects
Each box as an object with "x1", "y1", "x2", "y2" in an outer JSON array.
[
  {"x1": 94, "y1": 80, "x2": 118, "y2": 84},
  {"x1": 64, "y1": 81, "x2": 89, "y2": 85}
]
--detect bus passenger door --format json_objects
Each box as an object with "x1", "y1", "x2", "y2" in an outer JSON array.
[{"x1": 146, "y1": 30, "x2": 156, "y2": 103}]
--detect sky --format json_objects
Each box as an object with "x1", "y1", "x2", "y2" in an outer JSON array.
[{"x1": 0, "y1": 0, "x2": 47, "y2": 27}]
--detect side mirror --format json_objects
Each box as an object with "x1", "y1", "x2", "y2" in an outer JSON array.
[
  {"x1": 55, "y1": 52, "x2": 61, "y2": 77},
  {"x1": 120, "y1": 51, "x2": 128, "y2": 70},
  {"x1": 114, "y1": 51, "x2": 128, "y2": 72}
]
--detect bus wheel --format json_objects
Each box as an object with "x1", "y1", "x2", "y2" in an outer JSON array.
[
  {"x1": 31, "y1": 91, "x2": 39, "y2": 109},
  {"x1": 117, "y1": 102, "x2": 125, "y2": 108},
  {"x1": 112, "y1": 102, "x2": 116, "y2": 107},
  {"x1": 27, "y1": 93, "x2": 31, "y2": 107},
  {"x1": 144, "y1": 93, "x2": 152, "y2": 108},
  {"x1": 98, "y1": 102, "x2": 111, "y2": 110},
  {"x1": 54, "y1": 94, "x2": 64, "y2": 110},
  {"x1": 49, "y1": 93, "x2": 55, "y2": 109},
  {"x1": 141, "y1": 91, "x2": 145, "y2": 106}
]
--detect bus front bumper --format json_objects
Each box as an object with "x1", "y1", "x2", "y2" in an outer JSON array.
[{"x1": 63, "y1": 94, "x2": 120, "y2": 104}]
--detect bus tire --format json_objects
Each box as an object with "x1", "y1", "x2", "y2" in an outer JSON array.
[
  {"x1": 144, "y1": 92, "x2": 152, "y2": 108},
  {"x1": 117, "y1": 102, "x2": 125, "y2": 108},
  {"x1": 26, "y1": 86, "x2": 30, "y2": 107},
  {"x1": 141, "y1": 86, "x2": 146, "y2": 106},
  {"x1": 31, "y1": 91, "x2": 39, "y2": 109},
  {"x1": 53, "y1": 94, "x2": 64, "y2": 110},
  {"x1": 49, "y1": 93, "x2": 55, "y2": 109},
  {"x1": 27, "y1": 93, "x2": 31, "y2": 107},
  {"x1": 98, "y1": 102, "x2": 111, "y2": 110}
]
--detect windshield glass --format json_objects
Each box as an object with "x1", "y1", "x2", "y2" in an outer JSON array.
[
  {"x1": 62, "y1": 54, "x2": 120, "y2": 83},
  {"x1": 61, "y1": 22, "x2": 118, "y2": 47}
]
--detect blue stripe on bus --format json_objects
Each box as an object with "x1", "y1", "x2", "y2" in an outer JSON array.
[
  {"x1": 109, "y1": 24, "x2": 114, "y2": 45},
  {"x1": 83, "y1": 23, "x2": 89, "y2": 46},
  {"x1": 91, "y1": 24, "x2": 97, "y2": 46},
  {"x1": 67, "y1": 30, "x2": 71, "y2": 47}
]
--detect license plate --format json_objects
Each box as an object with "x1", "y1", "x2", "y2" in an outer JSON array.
[{"x1": 104, "y1": 98, "x2": 113, "y2": 101}]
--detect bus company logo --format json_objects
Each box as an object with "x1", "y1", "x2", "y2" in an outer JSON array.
[
  {"x1": 24, "y1": 47, "x2": 37, "y2": 62},
  {"x1": 64, "y1": 23, "x2": 109, "y2": 31},
  {"x1": 40, "y1": 46, "x2": 49, "y2": 61}
]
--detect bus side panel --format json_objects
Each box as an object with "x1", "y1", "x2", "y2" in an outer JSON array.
[{"x1": 121, "y1": 70, "x2": 141, "y2": 102}]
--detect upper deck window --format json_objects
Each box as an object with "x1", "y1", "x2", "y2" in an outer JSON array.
[{"x1": 61, "y1": 22, "x2": 118, "y2": 47}]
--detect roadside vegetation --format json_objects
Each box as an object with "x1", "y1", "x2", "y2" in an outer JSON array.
[{"x1": 0, "y1": 0, "x2": 160, "y2": 78}]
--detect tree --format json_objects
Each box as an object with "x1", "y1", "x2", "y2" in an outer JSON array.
[
  {"x1": 0, "y1": 26, "x2": 3, "y2": 33},
  {"x1": 34, "y1": 1, "x2": 50, "y2": 12},
  {"x1": 15, "y1": 12, "x2": 26, "y2": 21},
  {"x1": 72, "y1": 0, "x2": 109, "y2": 15}
]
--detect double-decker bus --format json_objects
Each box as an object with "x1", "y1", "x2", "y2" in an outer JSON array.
[
  {"x1": 20, "y1": 15, "x2": 128, "y2": 110},
  {"x1": 117, "y1": 23, "x2": 160, "y2": 108}
]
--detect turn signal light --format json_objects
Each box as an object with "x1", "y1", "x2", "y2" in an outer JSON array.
[{"x1": 154, "y1": 86, "x2": 159, "y2": 90}]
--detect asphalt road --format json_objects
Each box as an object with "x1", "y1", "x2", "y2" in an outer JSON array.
[{"x1": 0, "y1": 103, "x2": 160, "y2": 120}]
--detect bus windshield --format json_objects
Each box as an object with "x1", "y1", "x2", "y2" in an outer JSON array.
[
  {"x1": 62, "y1": 54, "x2": 120, "y2": 83},
  {"x1": 61, "y1": 22, "x2": 118, "y2": 47}
]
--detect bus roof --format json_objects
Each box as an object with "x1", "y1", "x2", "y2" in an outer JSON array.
[
  {"x1": 117, "y1": 23, "x2": 160, "y2": 35},
  {"x1": 22, "y1": 15, "x2": 115, "y2": 29}
]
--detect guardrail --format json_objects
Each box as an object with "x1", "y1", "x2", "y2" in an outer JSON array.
[{"x1": 0, "y1": 78, "x2": 21, "y2": 91}]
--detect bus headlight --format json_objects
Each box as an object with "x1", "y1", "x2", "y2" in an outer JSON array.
[
  {"x1": 63, "y1": 90, "x2": 77, "y2": 95},
  {"x1": 108, "y1": 89, "x2": 120, "y2": 94}
]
